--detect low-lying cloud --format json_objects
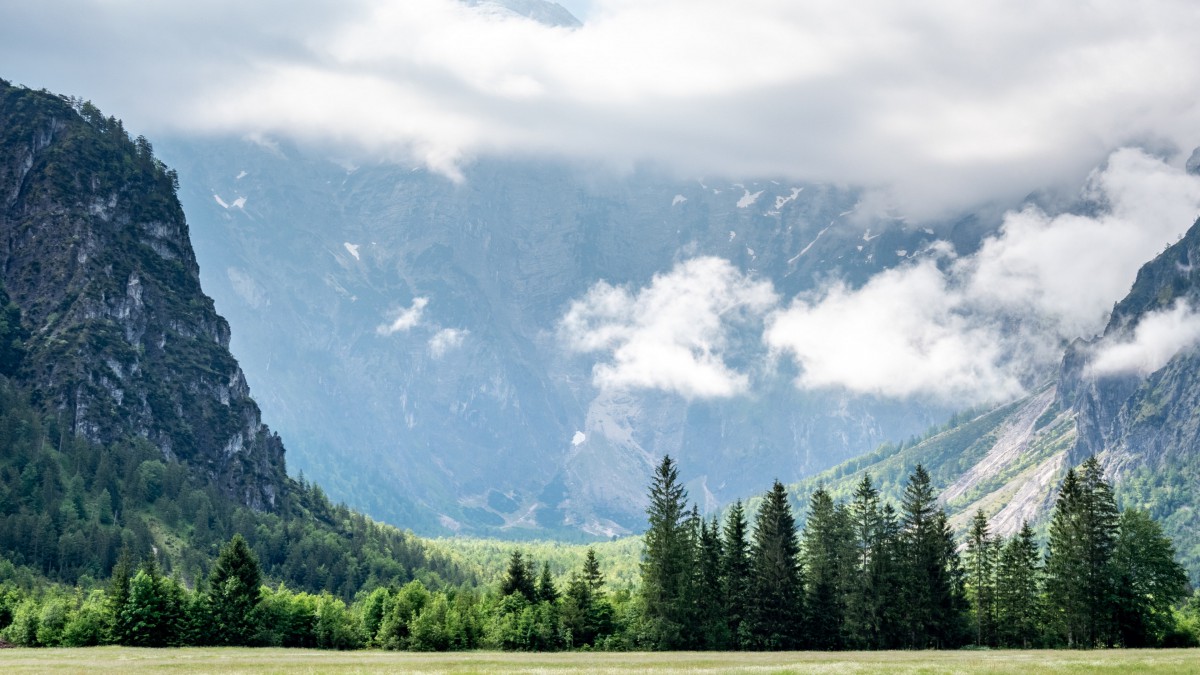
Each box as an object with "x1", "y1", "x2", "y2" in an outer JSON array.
[
  {"x1": 559, "y1": 256, "x2": 776, "y2": 399},
  {"x1": 1089, "y1": 301, "x2": 1200, "y2": 377},
  {"x1": 565, "y1": 149, "x2": 1200, "y2": 403},
  {"x1": 4, "y1": 1, "x2": 1200, "y2": 217}
]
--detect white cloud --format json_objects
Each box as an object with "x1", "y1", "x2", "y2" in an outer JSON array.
[
  {"x1": 5, "y1": 1, "x2": 1200, "y2": 217},
  {"x1": 559, "y1": 256, "x2": 776, "y2": 399},
  {"x1": 429, "y1": 327, "x2": 468, "y2": 357},
  {"x1": 1089, "y1": 301, "x2": 1200, "y2": 377},
  {"x1": 766, "y1": 149, "x2": 1200, "y2": 403},
  {"x1": 377, "y1": 297, "x2": 429, "y2": 335},
  {"x1": 765, "y1": 261, "x2": 1024, "y2": 402},
  {"x1": 963, "y1": 149, "x2": 1200, "y2": 338}
]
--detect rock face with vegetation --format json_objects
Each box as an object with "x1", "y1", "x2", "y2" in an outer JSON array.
[
  {"x1": 793, "y1": 217, "x2": 1200, "y2": 582},
  {"x1": 0, "y1": 80, "x2": 285, "y2": 511}
]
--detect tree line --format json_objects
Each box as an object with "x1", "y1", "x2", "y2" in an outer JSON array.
[
  {"x1": 1, "y1": 455, "x2": 1197, "y2": 650},
  {"x1": 637, "y1": 455, "x2": 1196, "y2": 650}
]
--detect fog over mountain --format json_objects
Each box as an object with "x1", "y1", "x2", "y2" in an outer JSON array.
[{"x1": 4, "y1": 0, "x2": 1200, "y2": 537}]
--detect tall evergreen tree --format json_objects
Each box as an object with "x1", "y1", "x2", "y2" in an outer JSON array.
[
  {"x1": 639, "y1": 455, "x2": 693, "y2": 650},
  {"x1": 722, "y1": 499, "x2": 752, "y2": 648},
  {"x1": 995, "y1": 521, "x2": 1042, "y2": 648},
  {"x1": 106, "y1": 547, "x2": 133, "y2": 642},
  {"x1": 964, "y1": 509, "x2": 997, "y2": 646},
  {"x1": 696, "y1": 515, "x2": 729, "y2": 649},
  {"x1": 1046, "y1": 458, "x2": 1119, "y2": 647},
  {"x1": 746, "y1": 480, "x2": 804, "y2": 650},
  {"x1": 536, "y1": 561, "x2": 559, "y2": 605},
  {"x1": 207, "y1": 533, "x2": 262, "y2": 646},
  {"x1": 844, "y1": 474, "x2": 882, "y2": 649},
  {"x1": 899, "y1": 464, "x2": 964, "y2": 648},
  {"x1": 501, "y1": 550, "x2": 537, "y2": 603},
  {"x1": 802, "y1": 487, "x2": 852, "y2": 649}
]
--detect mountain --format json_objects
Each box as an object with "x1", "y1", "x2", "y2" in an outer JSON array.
[
  {"x1": 0, "y1": 80, "x2": 286, "y2": 511},
  {"x1": 791, "y1": 212, "x2": 1200, "y2": 582},
  {"x1": 0, "y1": 79, "x2": 467, "y2": 593},
  {"x1": 155, "y1": 136, "x2": 989, "y2": 538}
]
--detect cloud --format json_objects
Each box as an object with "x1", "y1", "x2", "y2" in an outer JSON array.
[
  {"x1": 559, "y1": 256, "x2": 776, "y2": 399},
  {"x1": 558, "y1": 151, "x2": 1200, "y2": 404},
  {"x1": 764, "y1": 261, "x2": 1025, "y2": 402},
  {"x1": 377, "y1": 297, "x2": 428, "y2": 335},
  {"x1": 4, "y1": 1, "x2": 1200, "y2": 217},
  {"x1": 1088, "y1": 301, "x2": 1200, "y2": 377},
  {"x1": 765, "y1": 149, "x2": 1200, "y2": 403},
  {"x1": 429, "y1": 327, "x2": 468, "y2": 357}
]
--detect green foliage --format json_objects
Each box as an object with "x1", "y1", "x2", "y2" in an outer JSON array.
[
  {"x1": 638, "y1": 455, "x2": 693, "y2": 650},
  {"x1": 206, "y1": 533, "x2": 262, "y2": 646},
  {"x1": 746, "y1": 481, "x2": 804, "y2": 650}
]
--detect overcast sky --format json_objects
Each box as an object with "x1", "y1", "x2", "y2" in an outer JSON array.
[
  {"x1": 7, "y1": 0, "x2": 1200, "y2": 403},
  {"x1": 4, "y1": 0, "x2": 1200, "y2": 219}
]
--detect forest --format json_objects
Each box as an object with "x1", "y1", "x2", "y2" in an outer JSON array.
[{"x1": 1, "y1": 450, "x2": 1197, "y2": 651}]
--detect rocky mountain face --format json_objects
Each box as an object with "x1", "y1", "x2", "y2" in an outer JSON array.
[
  {"x1": 155, "y1": 136, "x2": 981, "y2": 538},
  {"x1": 0, "y1": 80, "x2": 286, "y2": 510},
  {"x1": 794, "y1": 210, "x2": 1200, "y2": 581}
]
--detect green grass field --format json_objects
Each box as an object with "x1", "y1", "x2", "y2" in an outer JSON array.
[{"x1": 0, "y1": 648, "x2": 1197, "y2": 674}]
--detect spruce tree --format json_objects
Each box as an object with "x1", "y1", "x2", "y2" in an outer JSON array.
[
  {"x1": 106, "y1": 547, "x2": 133, "y2": 642},
  {"x1": 1078, "y1": 456, "x2": 1119, "y2": 646},
  {"x1": 964, "y1": 509, "x2": 997, "y2": 646},
  {"x1": 536, "y1": 561, "x2": 559, "y2": 605},
  {"x1": 639, "y1": 455, "x2": 692, "y2": 649},
  {"x1": 696, "y1": 515, "x2": 729, "y2": 649},
  {"x1": 899, "y1": 464, "x2": 964, "y2": 648},
  {"x1": 207, "y1": 533, "x2": 262, "y2": 646},
  {"x1": 995, "y1": 521, "x2": 1042, "y2": 648},
  {"x1": 1047, "y1": 458, "x2": 1119, "y2": 647},
  {"x1": 845, "y1": 474, "x2": 882, "y2": 649},
  {"x1": 501, "y1": 550, "x2": 537, "y2": 603},
  {"x1": 722, "y1": 500, "x2": 752, "y2": 648},
  {"x1": 747, "y1": 480, "x2": 804, "y2": 649},
  {"x1": 802, "y1": 487, "x2": 851, "y2": 649}
]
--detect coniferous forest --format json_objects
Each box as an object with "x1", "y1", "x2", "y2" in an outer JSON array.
[{"x1": 0, "y1": 450, "x2": 1197, "y2": 650}]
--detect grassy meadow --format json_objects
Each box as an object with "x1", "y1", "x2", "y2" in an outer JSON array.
[{"x1": 0, "y1": 647, "x2": 1197, "y2": 674}]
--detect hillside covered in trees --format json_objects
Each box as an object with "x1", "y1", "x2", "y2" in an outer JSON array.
[{"x1": 2, "y1": 455, "x2": 1197, "y2": 650}]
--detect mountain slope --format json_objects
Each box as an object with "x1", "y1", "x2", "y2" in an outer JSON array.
[
  {"x1": 0, "y1": 79, "x2": 469, "y2": 594},
  {"x1": 0, "y1": 80, "x2": 284, "y2": 510},
  {"x1": 792, "y1": 216, "x2": 1200, "y2": 581},
  {"x1": 156, "y1": 136, "x2": 977, "y2": 537}
]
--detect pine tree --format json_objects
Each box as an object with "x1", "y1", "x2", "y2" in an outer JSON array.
[
  {"x1": 536, "y1": 561, "x2": 559, "y2": 605},
  {"x1": 995, "y1": 522, "x2": 1042, "y2": 648},
  {"x1": 844, "y1": 474, "x2": 882, "y2": 649},
  {"x1": 722, "y1": 499, "x2": 752, "y2": 649},
  {"x1": 1077, "y1": 456, "x2": 1119, "y2": 647},
  {"x1": 563, "y1": 549, "x2": 613, "y2": 647},
  {"x1": 696, "y1": 515, "x2": 729, "y2": 649},
  {"x1": 639, "y1": 455, "x2": 693, "y2": 650},
  {"x1": 1047, "y1": 458, "x2": 1119, "y2": 647},
  {"x1": 581, "y1": 548, "x2": 604, "y2": 593},
  {"x1": 501, "y1": 550, "x2": 537, "y2": 603},
  {"x1": 802, "y1": 487, "x2": 852, "y2": 649},
  {"x1": 964, "y1": 509, "x2": 997, "y2": 646},
  {"x1": 898, "y1": 464, "x2": 964, "y2": 648},
  {"x1": 746, "y1": 480, "x2": 804, "y2": 649},
  {"x1": 106, "y1": 547, "x2": 133, "y2": 642},
  {"x1": 207, "y1": 533, "x2": 262, "y2": 646}
]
